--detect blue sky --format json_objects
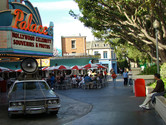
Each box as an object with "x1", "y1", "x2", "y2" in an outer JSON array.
[{"x1": 30, "y1": 0, "x2": 94, "y2": 49}]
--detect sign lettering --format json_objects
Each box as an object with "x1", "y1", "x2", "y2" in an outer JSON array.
[
  {"x1": 11, "y1": 9, "x2": 48, "y2": 35},
  {"x1": 12, "y1": 32, "x2": 52, "y2": 51}
]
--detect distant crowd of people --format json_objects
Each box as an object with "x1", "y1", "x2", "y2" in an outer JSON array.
[{"x1": 46, "y1": 70, "x2": 107, "y2": 89}]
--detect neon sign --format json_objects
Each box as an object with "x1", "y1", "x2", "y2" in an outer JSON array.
[{"x1": 11, "y1": 9, "x2": 48, "y2": 35}]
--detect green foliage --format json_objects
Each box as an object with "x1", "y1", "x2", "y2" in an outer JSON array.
[
  {"x1": 117, "y1": 60, "x2": 129, "y2": 70},
  {"x1": 110, "y1": 38, "x2": 150, "y2": 65},
  {"x1": 160, "y1": 63, "x2": 166, "y2": 78},
  {"x1": 71, "y1": 0, "x2": 166, "y2": 63},
  {"x1": 139, "y1": 65, "x2": 157, "y2": 75}
]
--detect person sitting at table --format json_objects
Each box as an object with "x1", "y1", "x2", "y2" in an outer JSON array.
[
  {"x1": 78, "y1": 75, "x2": 85, "y2": 88},
  {"x1": 92, "y1": 74, "x2": 97, "y2": 84},
  {"x1": 84, "y1": 74, "x2": 92, "y2": 82},
  {"x1": 72, "y1": 75, "x2": 77, "y2": 88},
  {"x1": 77, "y1": 75, "x2": 81, "y2": 83},
  {"x1": 91, "y1": 70, "x2": 97, "y2": 77},
  {"x1": 85, "y1": 74, "x2": 94, "y2": 88}
]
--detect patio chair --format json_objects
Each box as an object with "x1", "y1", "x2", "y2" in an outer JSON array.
[
  {"x1": 82, "y1": 82, "x2": 90, "y2": 89},
  {"x1": 96, "y1": 80, "x2": 102, "y2": 89},
  {"x1": 54, "y1": 83, "x2": 60, "y2": 90},
  {"x1": 101, "y1": 79, "x2": 105, "y2": 87},
  {"x1": 61, "y1": 83, "x2": 67, "y2": 90}
]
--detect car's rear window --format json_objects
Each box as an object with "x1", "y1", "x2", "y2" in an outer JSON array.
[{"x1": 12, "y1": 81, "x2": 49, "y2": 92}]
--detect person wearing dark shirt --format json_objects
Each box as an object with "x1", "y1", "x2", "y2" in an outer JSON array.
[
  {"x1": 84, "y1": 75, "x2": 92, "y2": 83},
  {"x1": 139, "y1": 73, "x2": 165, "y2": 109}
]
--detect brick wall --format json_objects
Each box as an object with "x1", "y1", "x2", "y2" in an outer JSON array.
[{"x1": 61, "y1": 36, "x2": 86, "y2": 56}]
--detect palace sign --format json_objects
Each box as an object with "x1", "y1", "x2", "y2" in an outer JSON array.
[{"x1": 11, "y1": 9, "x2": 48, "y2": 35}]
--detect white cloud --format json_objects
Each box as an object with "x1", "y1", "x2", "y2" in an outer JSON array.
[
  {"x1": 31, "y1": 0, "x2": 94, "y2": 49},
  {"x1": 53, "y1": 20, "x2": 94, "y2": 49},
  {"x1": 32, "y1": 1, "x2": 79, "y2": 11}
]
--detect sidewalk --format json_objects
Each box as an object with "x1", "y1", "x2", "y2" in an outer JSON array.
[{"x1": 56, "y1": 76, "x2": 166, "y2": 125}]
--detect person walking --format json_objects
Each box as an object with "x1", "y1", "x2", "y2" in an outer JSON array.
[
  {"x1": 139, "y1": 73, "x2": 165, "y2": 109},
  {"x1": 123, "y1": 69, "x2": 128, "y2": 86},
  {"x1": 128, "y1": 69, "x2": 133, "y2": 86},
  {"x1": 111, "y1": 71, "x2": 117, "y2": 87},
  {"x1": 104, "y1": 69, "x2": 107, "y2": 80}
]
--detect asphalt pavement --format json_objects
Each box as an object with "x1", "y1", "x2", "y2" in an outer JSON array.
[
  {"x1": 56, "y1": 76, "x2": 166, "y2": 125},
  {"x1": 0, "y1": 91, "x2": 92, "y2": 125}
]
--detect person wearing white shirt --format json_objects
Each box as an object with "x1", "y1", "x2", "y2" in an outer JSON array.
[
  {"x1": 78, "y1": 75, "x2": 85, "y2": 87},
  {"x1": 128, "y1": 69, "x2": 133, "y2": 86}
]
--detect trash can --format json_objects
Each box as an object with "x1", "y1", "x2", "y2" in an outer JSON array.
[{"x1": 134, "y1": 79, "x2": 146, "y2": 97}]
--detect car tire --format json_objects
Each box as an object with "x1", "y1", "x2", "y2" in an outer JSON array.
[
  {"x1": 50, "y1": 110, "x2": 58, "y2": 115},
  {"x1": 8, "y1": 112, "x2": 16, "y2": 118}
]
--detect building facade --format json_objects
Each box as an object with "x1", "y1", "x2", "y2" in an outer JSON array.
[
  {"x1": 61, "y1": 36, "x2": 86, "y2": 56},
  {"x1": 86, "y1": 41, "x2": 117, "y2": 73}
]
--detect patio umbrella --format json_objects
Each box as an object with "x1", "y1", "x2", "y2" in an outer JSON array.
[
  {"x1": 15, "y1": 69, "x2": 23, "y2": 72},
  {"x1": 83, "y1": 64, "x2": 98, "y2": 69},
  {"x1": 97, "y1": 64, "x2": 107, "y2": 69},
  {"x1": 0, "y1": 66, "x2": 14, "y2": 72},
  {"x1": 70, "y1": 65, "x2": 83, "y2": 70},
  {"x1": 42, "y1": 67, "x2": 50, "y2": 71},
  {"x1": 49, "y1": 65, "x2": 70, "y2": 70}
]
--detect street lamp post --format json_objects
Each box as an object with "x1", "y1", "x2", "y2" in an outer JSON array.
[{"x1": 153, "y1": 20, "x2": 160, "y2": 74}]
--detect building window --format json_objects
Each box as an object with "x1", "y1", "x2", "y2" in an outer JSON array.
[
  {"x1": 71, "y1": 40, "x2": 76, "y2": 49},
  {"x1": 111, "y1": 51, "x2": 116, "y2": 59},
  {"x1": 104, "y1": 44, "x2": 108, "y2": 47},
  {"x1": 103, "y1": 51, "x2": 107, "y2": 58},
  {"x1": 95, "y1": 44, "x2": 99, "y2": 47},
  {"x1": 94, "y1": 51, "x2": 99, "y2": 55}
]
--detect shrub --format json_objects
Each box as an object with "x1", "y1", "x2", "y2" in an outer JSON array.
[
  {"x1": 139, "y1": 65, "x2": 157, "y2": 75},
  {"x1": 160, "y1": 63, "x2": 166, "y2": 78}
]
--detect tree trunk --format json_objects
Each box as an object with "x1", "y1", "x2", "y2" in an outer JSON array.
[{"x1": 159, "y1": 49, "x2": 166, "y2": 64}]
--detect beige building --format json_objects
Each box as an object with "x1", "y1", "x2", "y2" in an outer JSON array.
[
  {"x1": 61, "y1": 36, "x2": 86, "y2": 56},
  {"x1": 86, "y1": 40, "x2": 117, "y2": 73}
]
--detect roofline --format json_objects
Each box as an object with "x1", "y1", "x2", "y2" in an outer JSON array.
[{"x1": 61, "y1": 36, "x2": 86, "y2": 38}]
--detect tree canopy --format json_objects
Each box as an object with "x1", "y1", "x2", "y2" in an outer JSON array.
[{"x1": 70, "y1": 0, "x2": 166, "y2": 63}]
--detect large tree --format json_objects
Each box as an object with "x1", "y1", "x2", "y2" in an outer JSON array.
[{"x1": 70, "y1": 0, "x2": 166, "y2": 63}]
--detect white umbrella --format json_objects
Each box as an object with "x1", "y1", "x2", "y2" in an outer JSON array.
[
  {"x1": 70, "y1": 65, "x2": 83, "y2": 70},
  {"x1": 49, "y1": 65, "x2": 70, "y2": 70},
  {"x1": 83, "y1": 64, "x2": 98, "y2": 69},
  {"x1": 42, "y1": 67, "x2": 50, "y2": 71},
  {"x1": 0, "y1": 66, "x2": 13, "y2": 72}
]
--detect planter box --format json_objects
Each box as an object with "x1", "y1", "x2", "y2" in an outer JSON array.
[
  {"x1": 132, "y1": 75, "x2": 155, "y2": 85},
  {"x1": 154, "y1": 96, "x2": 166, "y2": 124},
  {"x1": 132, "y1": 75, "x2": 154, "y2": 93}
]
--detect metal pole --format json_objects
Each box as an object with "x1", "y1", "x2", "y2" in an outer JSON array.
[{"x1": 156, "y1": 29, "x2": 160, "y2": 74}]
